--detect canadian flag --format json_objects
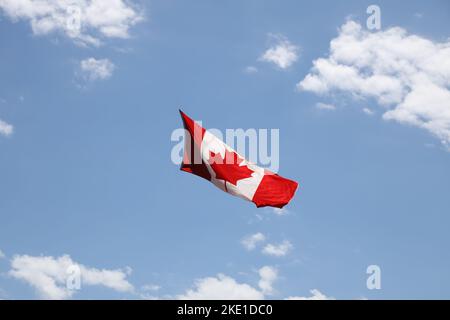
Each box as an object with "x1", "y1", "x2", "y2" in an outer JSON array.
[{"x1": 179, "y1": 110, "x2": 298, "y2": 208}]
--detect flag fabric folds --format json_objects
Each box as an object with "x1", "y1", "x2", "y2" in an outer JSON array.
[{"x1": 179, "y1": 110, "x2": 298, "y2": 209}]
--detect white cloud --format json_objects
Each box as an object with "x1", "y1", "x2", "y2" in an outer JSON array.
[
  {"x1": 316, "y1": 102, "x2": 336, "y2": 111},
  {"x1": 9, "y1": 254, "x2": 133, "y2": 299},
  {"x1": 286, "y1": 289, "x2": 334, "y2": 300},
  {"x1": 0, "y1": 0, "x2": 144, "y2": 46},
  {"x1": 244, "y1": 66, "x2": 258, "y2": 74},
  {"x1": 0, "y1": 119, "x2": 13, "y2": 136},
  {"x1": 80, "y1": 57, "x2": 115, "y2": 81},
  {"x1": 363, "y1": 107, "x2": 374, "y2": 115},
  {"x1": 272, "y1": 207, "x2": 288, "y2": 215},
  {"x1": 0, "y1": 249, "x2": 5, "y2": 259},
  {"x1": 177, "y1": 274, "x2": 264, "y2": 300},
  {"x1": 142, "y1": 284, "x2": 160, "y2": 292},
  {"x1": 260, "y1": 34, "x2": 299, "y2": 69},
  {"x1": 241, "y1": 232, "x2": 266, "y2": 251},
  {"x1": 177, "y1": 266, "x2": 278, "y2": 300},
  {"x1": 258, "y1": 266, "x2": 277, "y2": 295},
  {"x1": 262, "y1": 240, "x2": 293, "y2": 257},
  {"x1": 298, "y1": 20, "x2": 450, "y2": 147}
]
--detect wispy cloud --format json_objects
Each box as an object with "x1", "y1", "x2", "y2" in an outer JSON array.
[
  {"x1": 244, "y1": 66, "x2": 258, "y2": 74},
  {"x1": 286, "y1": 289, "x2": 334, "y2": 300},
  {"x1": 363, "y1": 108, "x2": 375, "y2": 116},
  {"x1": 79, "y1": 57, "x2": 115, "y2": 82},
  {"x1": 241, "y1": 233, "x2": 266, "y2": 251},
  {"x1": 141, "y1": 284, "x2": 161, "y2": 292},
  {"x1": 315, "y1": 102, "x2": 336, "y2": 111},
  {"x1": 9, "y1": 254, "x2": 133, "y2": 299},
  {"x1": 262, "y1": 240, "x2": 293, "y2": 257},
  {"x1": 260, "y1": 34, "x2": 299, "y2": 69},
  {"x1": 0, "y1": 119, "x2": 13, "y2": 137}
]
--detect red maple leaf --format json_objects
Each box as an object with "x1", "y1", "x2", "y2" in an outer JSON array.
[{"x1": 209, "y1": 149, "x2": 254, "y2": 186}]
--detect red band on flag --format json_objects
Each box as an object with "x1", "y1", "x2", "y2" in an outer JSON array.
[
  {"x1": 251, "y1": 173, "x2": 298, "y2": 208},
  {"x1": 179, "y1": 110, "x2": 211, "y2": 181}
]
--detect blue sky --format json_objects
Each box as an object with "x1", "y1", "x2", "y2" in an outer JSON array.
[{"x1": 1, "y1": 0, "x2": 450, "y2": 299}]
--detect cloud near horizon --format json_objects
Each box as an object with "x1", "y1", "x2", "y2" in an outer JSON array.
[
  {"x1": 3, "y1": 250, "x2": 333, "y2": 300},
  {"x1": 241, "y1": 232, "x2": 266, "y2": 251},
  {"x1": 8, "y1": 254, "x2": 134, "y2": 299},
  {"x1": 177, "y1": 266, "x2": 278, "y2": 300},
  {"x1": 286, "y1": 289, "x2": 334, "y2": 300},
  {"x1": 262, "y1": 240, "x2": 293, "y2": 257}
]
